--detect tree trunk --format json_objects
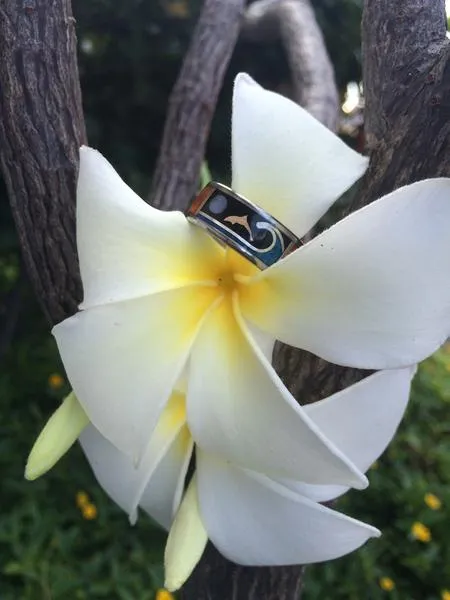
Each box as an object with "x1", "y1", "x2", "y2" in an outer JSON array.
[
  {"x1": 0, "y1": 0, "x2": 85, "y2": 325},
  {"x1": 359, "y1": 0, "x2": 450, "y2": 202}
]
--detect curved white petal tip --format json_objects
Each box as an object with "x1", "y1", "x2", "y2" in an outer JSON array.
[
  {"x1": 197, "y1": 453, "x2": 380, "y2": 567},
  {"x1": 234, "y1": 72, "x2": 261, "y2": 89},
  {"x1": 231, "y1": 71, "x2": 368, "y2": 238}
]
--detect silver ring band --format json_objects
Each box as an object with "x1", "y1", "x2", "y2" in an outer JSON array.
[{"x1": 186, "y1": 182, "x2": 301, "y2": 270}]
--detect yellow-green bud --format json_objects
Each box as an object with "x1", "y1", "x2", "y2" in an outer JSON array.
[
  {"x1": 164, "y1": 475, "x2": 208, "y2": 591},
  {"x1": 25, "y1": 391, "x2": 89, "y2": 480}
]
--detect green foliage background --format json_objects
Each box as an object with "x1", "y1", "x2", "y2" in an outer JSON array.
[{"x1": 1, "y1": 1, "x2": 450, "y2": 599}]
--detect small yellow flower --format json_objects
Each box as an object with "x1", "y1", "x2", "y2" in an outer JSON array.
[
  {"x1": 379, "y1": 577, "x2": 395, "y2": 591},
  {"x1": 82, "y1": 502, "x2": 98, "y2": 520},
  {"x1": 441, "y1": 590, "x2": 450, "y2": 600},
  {"x1": 411, "y1": 521, "x2": 431, "y2": 542},
  {"x1": 424, "y1": 492, "x2": 442, "y2": 510},
  {"x1": 48, "y1": 373, "x2": 64, "y2": 390},
  {"x1": 76, "y1": 490, "x2": 90, "y2": 509},
  {"x1": 156, "y1": 590, "x2": 175, "y2": 600}
]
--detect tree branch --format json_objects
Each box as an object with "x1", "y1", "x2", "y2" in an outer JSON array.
[
  {"x1": 358, "y1": 0, "x2": 450, "y2": 205},
  {"x1": 243, "y1": 0, "x2": 339, "y2": 129},
  {"x1": 363, "y1": 0, "x2": 448, "y2": 151},
  {"x1": 0, "y1": 0, "x2": 86, "y2": 325},
  {"x1": 148, "y1": 0, "x2": 246, "y2": 210}
]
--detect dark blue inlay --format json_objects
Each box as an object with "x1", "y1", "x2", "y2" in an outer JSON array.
[{"x1": 196, "y1": 189, "x2": 291, "y2": 268}]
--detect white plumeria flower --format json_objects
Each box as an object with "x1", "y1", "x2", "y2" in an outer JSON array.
[
  {"x1": 50, "y1": 74, "x2": 450, "y2": 490},
  {"x1": 78, "y1": 366, "x2": 415, "y2": 591}
]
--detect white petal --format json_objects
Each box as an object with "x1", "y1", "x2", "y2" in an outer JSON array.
[
  {"x1": 305, "y1": 366, "x2": 415, "y2": 471},
  {"x1": 80, "y1": 425, "x2": 137, "y2": 516},
  {"x1": 197, "y1": 451, "x2": 379, "y2": 566},
  {"x1": 80, "y1": 403, "x2": 192, "y2": 530},
  {"x1": 127, "y1": 391, "x2": 191, "y2": 526},
  {"x1": 187, "y1": 296, "x2": 366, "y2": 488},
  {"x1": 53, "y1": 285, "x2": 217, "y2": 461},
  {"x1": 231, "y1": 74, "x2": 368, "y2": 238},
  {"x1": 242, "y1": 178, "x2": 450, "y2": 368},
  {"x1": 164, "y1": 475, "x2": 208, "y2": 592},
  {"x1": 245, "y1": 319, "x2": 275, "y2": 363},
  {"x1": 277, "y1": 366, "x2": 415, "y2": 503},
  {"x1": 77, "y1": 146, "x2": 224, "y2": 308},
  {"x1": 139, "y1": 426, "x2": 193, "y2": 530}
]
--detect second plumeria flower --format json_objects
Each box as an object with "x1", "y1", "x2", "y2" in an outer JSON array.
[{"x1": 52, "y1": 73, "x2": 450, "y2": 475}]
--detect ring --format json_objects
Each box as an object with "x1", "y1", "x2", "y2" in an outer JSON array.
[{"x1": 186, "y1": 182, "x2": 301, "y2": 270}]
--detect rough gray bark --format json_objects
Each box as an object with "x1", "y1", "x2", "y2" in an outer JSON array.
[
  {"x1": 148, "y1": 0, "x2": 246, "y2": 209},
  {"x1": 359, "y1": 0, "x2": 450, "y2": 202},
  {"x1": 182, "y1": 544, "x2": 304, "y2": 600},
  {"x1": 243, "y1": 0, "x2": 339, "y2": 130},
  {"x1": 0, "y1": 0, "x2": 86, "y2": 325}
]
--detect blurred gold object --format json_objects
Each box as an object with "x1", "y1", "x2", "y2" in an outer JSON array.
[
  {"x1": 82, "y1": 503, "x2": 98, "y2": 520},
  {"x1": 156, "y1": 589, "x2": 175, "y2": 600},
  {"x1": 48, "y1": 373, "x2": 64, "y2": 390},
  {"x1": 163, "y1": 0, "x2": 190, "y2": 19},
  {"x1": 411, "y1": 521, "x2": 431, "y2": 543},
  {"x1": 424, "y1": 492, "x2": 442, "y2": 510}
]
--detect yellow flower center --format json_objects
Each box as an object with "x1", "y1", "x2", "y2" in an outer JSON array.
[
  {"x1": 217, "y1": 270, "x2": 236, "y2": 290},
  {"x1": 163, "y1": 246, "x2": 269, "y2": 443},
  {"x1": 205, "y1": 247, "x2": 262, "y2": 308}
]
